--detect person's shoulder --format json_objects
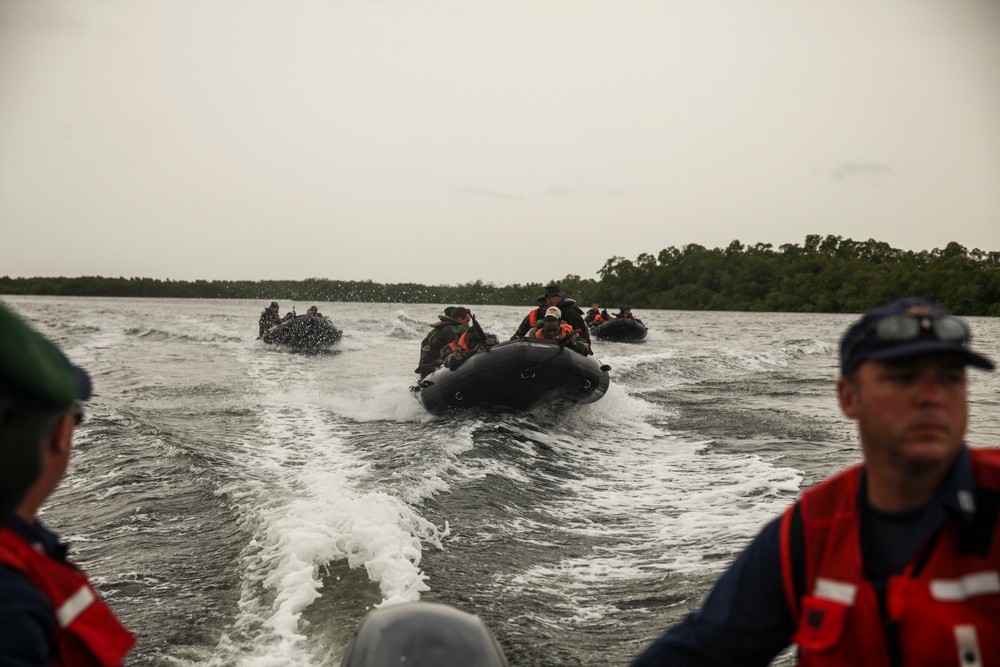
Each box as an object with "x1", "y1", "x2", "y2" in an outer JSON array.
[
  {"x1": 969, "y1": 446, "x2": 1000, "y2": 488},
  {"x1": 971, "y1": 446, "x2": 1000, "y2": 464},
  {"x1": 0, "y1": 566, "x2": 54, "y2": 665}
]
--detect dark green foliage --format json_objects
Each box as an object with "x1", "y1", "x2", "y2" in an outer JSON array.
[
  {"x1": 0, "y1": 275, "x2": 598, "y2": 308},
  {"x1": 2, "y1": 236, "x2": 998, "y2": 314},
  {"x1": 592, "y1": 235, "x2": 1000, "y2": 315}
]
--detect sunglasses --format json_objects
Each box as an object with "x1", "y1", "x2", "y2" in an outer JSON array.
[
  {"x1": 72, "y1": 404, "x2": 84, "y2": 426},
  {"x1": 845, "y1": 313, "x2": 969, "y2": 360}
]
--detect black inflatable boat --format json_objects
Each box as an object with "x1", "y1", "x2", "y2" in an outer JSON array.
[
  {"x1": 262, "y1": 315, "x2": 343, "y2": 352},
  {"x1": 589, "y1": 318, "x2": 647, "y2": 342},
  {"x1": 412, "y1": 338, "x2": 610, "y2": 414}
]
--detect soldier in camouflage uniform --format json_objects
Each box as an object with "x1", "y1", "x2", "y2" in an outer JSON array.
[
  {"x1": 258, "y1": 302, "x2": 281, "y2": 338},
  {"x1": 510, "y1": 283, "x2": 590, "y2": 345},
  {"x1": 438, "y1": 323, "x2": 501, "y2": 370},
  {"x1": 414, "y1": 307, "x2": 471, "y2": 378},
  {"x1": 526, "y1": 307, "x2": 592, "y2": 356}
]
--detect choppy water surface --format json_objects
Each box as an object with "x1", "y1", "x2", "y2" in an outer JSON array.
[{"x1": 5, "y1": 296, "x2": 1000, "y2": 666}]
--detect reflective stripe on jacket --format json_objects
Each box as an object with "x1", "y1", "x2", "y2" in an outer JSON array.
[
  {"x1": 0, "y1": 527, "x2": 135, "y2": 666},
  {"x1": 779, "y1": 449, "x2": 1000, "y2": 666}
]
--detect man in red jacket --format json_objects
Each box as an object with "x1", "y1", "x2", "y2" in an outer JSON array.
[
  {"x1": 631, "y1": 298, "x2": 998, "y2": 667},
  {"x1": 0, "y1": 303, "x2": 134, "y2": 666}
]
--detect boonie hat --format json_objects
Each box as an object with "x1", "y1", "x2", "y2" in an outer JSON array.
[
  {"x1": 537, "y1": 282, "x2": 564, "y2": 300},
  {"x1": 544, "y1": 307, "x2": 561, "y2": 320},
  {"x1": 270, "y1": 302, "x2": 279, "y2": 308},
  {"x1": 840, "y1": 298, "x2": 994, "y2": 375},
  {"x1": 0, "y1": 303, "x2": 92, "y2": 408}
]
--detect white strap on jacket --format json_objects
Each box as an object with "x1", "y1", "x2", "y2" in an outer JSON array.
[
  {"x1": 56, "y1": 585, "x2": 95, "y2": 628},
  {"x1": 813, "y1": 578, "x2": 857, "y2": 606},
  {"x1": 930, "y1": 571, "x2": 1000, "y2": 601}
]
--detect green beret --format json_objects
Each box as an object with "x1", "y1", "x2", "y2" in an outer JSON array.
[{"x1": 0, "y1": 302, "x2": 84, "y2": 408}]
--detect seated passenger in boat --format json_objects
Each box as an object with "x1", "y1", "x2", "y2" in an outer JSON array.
[
  {"x1": 526, "y1": 307, "x2": 592, "y2": 356},
  {"x1": 614, "y1": 307, "x2": 643, "y2": 323},
  {"x1": 510, "y1": 283, "x2": 591, "y2": 345},
  {"x1": 439, "y1": 324, "x2": 499, "y2": 370},
  {"x1": 258, "y1": 301, "x2": 281, "y2": 338},
  {"x1": 585, "y1": 303, "x2": 608, "y2": 324},
  {"x1": 415, "y1": 307, "x2": 472, "y2": 378},
  {"x1": 306, "y1": 306, "x2": 324, "y2": 317}
]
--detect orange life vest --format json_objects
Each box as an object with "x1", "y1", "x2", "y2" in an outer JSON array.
[
  {"x1": 779, "y1": 449, "x2": 1000, "y2": 666},
  {"x1": 446, "y1": 331, "x2": 474, "y2": 352},
  {"x1": 526, "y1": 309, "x2": 541, "y2": 327},
  {"x1": 0, "y1": 527, "x2": 135, "y2": 666},
  {"x1": 592, "y1": 313, "x2": 605, "y2": 323},
  {"x1": 534, "y1": 323, "x2": 574, "y2": 340}
]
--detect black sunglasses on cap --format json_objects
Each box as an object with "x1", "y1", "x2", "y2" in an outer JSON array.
[
  {"x1": 873, "y1": 313, "x2": 966, "y2": 343},
  {"x1": 842, "y1": 313, "x2": 969, "y2": 363}
]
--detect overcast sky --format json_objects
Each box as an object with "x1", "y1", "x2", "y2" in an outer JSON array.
[{"x1": 2, "y1": 0, "x2": 998, "y2": 286}]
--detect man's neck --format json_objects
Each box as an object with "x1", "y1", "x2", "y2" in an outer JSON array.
[{"x1": 864, "y1": 464, "x2": 947, "y2": 512}]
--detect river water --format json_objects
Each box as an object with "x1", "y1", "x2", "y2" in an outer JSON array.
[{"x1": 4, "y1": 295, "x2": 999, "y2": 667}]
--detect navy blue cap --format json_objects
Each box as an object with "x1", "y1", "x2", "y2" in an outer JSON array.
[{"x1": 840, "y1": 298, "x2": 994, "y2": 375}]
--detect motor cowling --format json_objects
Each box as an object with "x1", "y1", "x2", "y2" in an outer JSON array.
[{"x1": 340, "y1": 601, "x2": 509, "y2": 667}]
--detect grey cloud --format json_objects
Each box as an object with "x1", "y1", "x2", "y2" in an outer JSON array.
[
  {"x1": 456, "y1": 185, "x2": 521, "y2": 201},
  {"x1": 832, "y1": 162, "x2": 893, "y2": 182},
  {"x1": 546, "y1": 185, "x2": 575, "y2": 196}
]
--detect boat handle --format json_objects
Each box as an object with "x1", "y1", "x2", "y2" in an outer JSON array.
[
  {"x1": 583, "y1": 380, "x2": 592, "y2": 389},
  {"x1": 454, "y1": 392, "x2": 464, "y2": 401},
  {"x1": 521, "y1": 370, "x2": 535, "y2": 379}
]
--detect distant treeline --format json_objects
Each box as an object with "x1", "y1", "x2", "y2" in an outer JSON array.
[
  {"x1": 595, "y1": 235, "x2": 1000, "y2": 316},
  {"x1": 3, "y1": 235, "x2": 998, "y2": 315}
]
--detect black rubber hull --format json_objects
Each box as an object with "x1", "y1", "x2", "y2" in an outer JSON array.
[
  {"x1": 262, "y1": 316, "x2": 343, "y2": 351},
  {"x1": 590, "y1": 318, "x2": 647, "y2": 342},
  {"x1": 413, "y1": 339, "x2": 610, "y2": 414}
]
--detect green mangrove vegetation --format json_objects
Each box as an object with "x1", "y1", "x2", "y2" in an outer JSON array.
[{"x1": 3, "y1": 235, "x2": 998, "y2": 315}]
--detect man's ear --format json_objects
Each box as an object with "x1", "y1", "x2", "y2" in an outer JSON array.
[
  {"x1": 837, "y1": 375, "x2": 859, "y2": 419},
  {"x1": 46, "y1": 412, "x2": 75, "y2": 457}
]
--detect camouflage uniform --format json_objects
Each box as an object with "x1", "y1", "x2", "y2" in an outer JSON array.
[
  {"x1": 415, "y1": 316, "x2": 470, "y2": 378},
  {"x1": 439, "y1": 330, "x2": 499, "y2": 370},
  {"x1": 258, "y1": 306, "x2": 281, "y2": 338}
]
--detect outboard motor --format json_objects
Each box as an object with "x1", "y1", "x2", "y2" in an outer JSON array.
[{"x1": 340, "y1": 601, "x2": 508, "y2": 667}]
